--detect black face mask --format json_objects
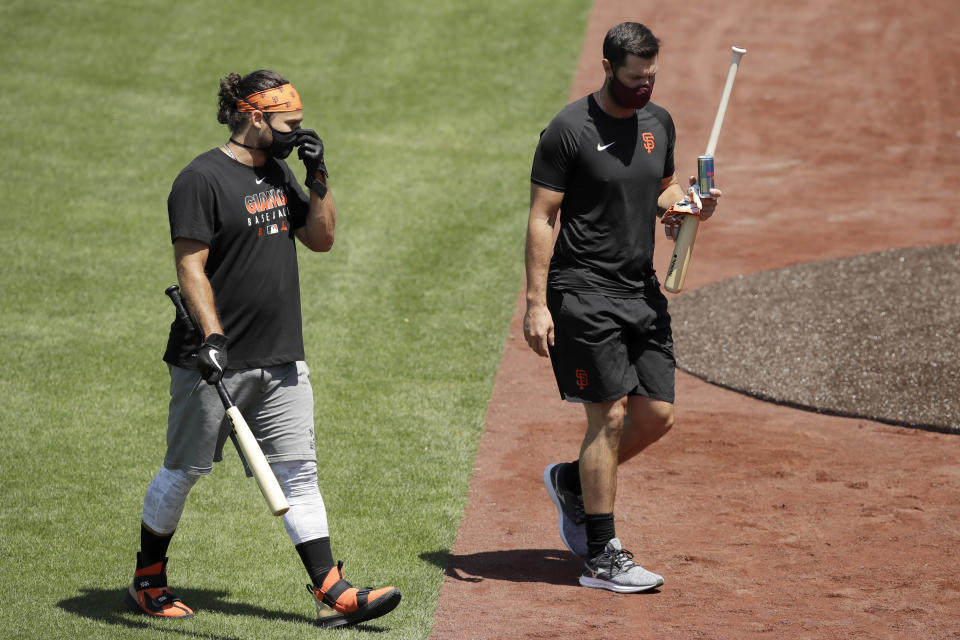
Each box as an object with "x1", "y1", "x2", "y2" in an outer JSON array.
[
  {"x1": 264, "y1": 119, "x2": 298, "y2": 159},
  {"x1": 228, "y1": 115, "x2": 298, "y2": 159}
]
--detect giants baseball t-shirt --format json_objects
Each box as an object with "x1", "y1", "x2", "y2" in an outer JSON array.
[
  {"x1": 531, "y1": 94, "x2": 675, "y2": 295},
  {"x1": 163, "y1": 148, "x2": 310, "y2": 370}
]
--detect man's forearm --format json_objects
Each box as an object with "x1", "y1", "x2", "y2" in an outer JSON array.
[
  {"x1": 657, "y1": 181, "x2": 686, "y2": 215},
  {"x1": 524, "y1": 215, "x2": 555, "y2": 307},
  {"x1": 174, "y1": 239, "x2": 223, "y2": 339},
  {"x1": 301, "y1": 179, "x2": 336, "y2": 251},
  {"x1": 177, "y1": 266, "x2": 223, "y2": 339}
]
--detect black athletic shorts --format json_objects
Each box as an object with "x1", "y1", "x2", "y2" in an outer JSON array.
[{"x1": 546, "y1": 287, "x2": 675, "y2": 404}]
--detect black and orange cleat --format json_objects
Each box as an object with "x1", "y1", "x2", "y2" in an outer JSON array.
[
  {"x1": 307, "y1": 561, "x2": 401, "y2": 628},
  {"x1": 125, "y1": 552, "x2": 194, "y2": 619}
]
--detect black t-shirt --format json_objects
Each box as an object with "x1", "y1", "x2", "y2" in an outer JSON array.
[
  {"x1": 531, "y1": 94, "x2": 675, "y2": 295},
  {"x1": 163, "y1": 148, "x2": 311, "y2": 370}
]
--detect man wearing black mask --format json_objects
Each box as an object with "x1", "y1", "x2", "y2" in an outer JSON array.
[
  {"x1": 525, "y1": 23, "x2": 721, "y2": 592},
  {"x1": 127, "y1": 70, "x2": 401, "y2": 628}
]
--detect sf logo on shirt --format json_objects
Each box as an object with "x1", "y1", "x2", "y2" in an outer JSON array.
[{"x1": 641, "y1": 132, "x2": 656, "y2": 154}]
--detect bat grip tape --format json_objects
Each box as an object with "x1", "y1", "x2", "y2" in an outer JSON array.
[{"x1": 215, "y1": 381, "x2": 235, "y2": 409}]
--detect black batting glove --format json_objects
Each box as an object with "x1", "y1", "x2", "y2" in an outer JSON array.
[
  {"x1": 296, "y1": 129, "x2": 329, "y2": 199},
  {"x1": 296, "y1": 129, "x2": 326, "y2": 176},
  {"x1": 197, "y1": 333, "x2": 228, "y2": 384}
]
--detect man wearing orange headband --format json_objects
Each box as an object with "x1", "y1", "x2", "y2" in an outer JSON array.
[{"x1": 126, "y1": 70, "x2": 401, "y2": 629}]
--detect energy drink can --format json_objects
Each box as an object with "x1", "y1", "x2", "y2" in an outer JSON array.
[{"x1": 697, "y1": 155, "x2": 715, "y2": 197}]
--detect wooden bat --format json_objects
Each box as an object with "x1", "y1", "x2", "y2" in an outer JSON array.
[
  {"x1": 663, "y1": 45, "x2": 747, "y2": 293},
  {"x1": 165, "y1": 285, "x2": 290, "y2": 516}
]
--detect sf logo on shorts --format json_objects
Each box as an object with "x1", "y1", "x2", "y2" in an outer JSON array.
[
  {"x1": 575, "y1": 369, "x2": 589, "y2": 389},
  {"x1": 642, "y1": 132, "x2": 655, "y2": 154}
]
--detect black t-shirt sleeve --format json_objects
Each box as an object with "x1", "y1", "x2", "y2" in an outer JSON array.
[
  {"x1": 656, "y1": 107, "x2": 676, "y2": 179},
  {"x1": 167, "y1": 169, "x2": 216, "y2": 244},
  {"x1": 279, "y1": 160, "x2": 310, "y2": 230},
  {"x1": 531, "y1": 115, "x2": 582, "y2": 192}
]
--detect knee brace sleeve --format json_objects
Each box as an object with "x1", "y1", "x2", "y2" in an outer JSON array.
[
  {"x1": 142, "y1": 465, "x2": 201, "y2": 535},
  {"x1": 272, "y1": 460, "x2": 329, "y2": 545}
]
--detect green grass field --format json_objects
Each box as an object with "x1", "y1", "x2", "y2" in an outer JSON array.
[{"x1": 0, "y1": 0, "x2": 588, "y2": 638}]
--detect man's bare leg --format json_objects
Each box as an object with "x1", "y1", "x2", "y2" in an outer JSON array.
[
  {"x1": 618, "y1": 396, "x2": 674, "y2": 464},
  {"x1": 578, "y1": 397, "x2": 673, "y2": 517},
  {"x1": 580, "y1": 399, "x2": 625, "y2": 515},
  {"x1": 575, "y1": 397, "x2": 665, "y2": 591}
]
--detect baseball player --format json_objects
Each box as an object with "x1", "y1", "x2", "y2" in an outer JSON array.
[
  {"x1": 127, "y1": 70, "x2": 401, "y2": 628},
  {"x1": 524, "y1": 23, "x2": 721, "y2": 592}
]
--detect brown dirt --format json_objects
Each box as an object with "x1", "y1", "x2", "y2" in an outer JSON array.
[
  {"x1": 671, "y1": 244, "x2": 960, "y2": 433},
  {"x1": 430, "y1": 1, "x2": 960, "y2": 638}
]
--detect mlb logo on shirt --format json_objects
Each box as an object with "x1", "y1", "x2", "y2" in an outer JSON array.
[{"x1": 266, "y1": 224, "x2": 279, "y2": 235}]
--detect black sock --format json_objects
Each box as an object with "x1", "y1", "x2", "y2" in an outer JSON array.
[
  {"x1": 140, "y1": 523, "x2": 174, "y2": 566},
  {"x1": 296, "y1": 537, "x2": 335, "y2": 587},
  {"x1": 561, "y1": 459, "x2": 582, "y2": 495},
  {"x1": 585, "y1": 513, "x2": 615, "y2": 559}
]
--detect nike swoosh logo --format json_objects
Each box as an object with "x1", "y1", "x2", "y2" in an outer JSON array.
[
  {"x1": 597, "y1": 142, "x2": 615, "y2": 151},
  {"x1": 255, "y1": 177, "x2": 266, "y2": 184}
]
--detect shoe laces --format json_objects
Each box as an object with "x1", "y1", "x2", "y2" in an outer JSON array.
[{"x1": 609, "y1": 547, "x2": 637, "y2": 572}]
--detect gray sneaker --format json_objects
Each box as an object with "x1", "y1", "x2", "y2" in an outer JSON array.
[
  {"x1": 543, "y1": 463, "x2": 588, "y2": 558},
  {"x1": 579, "y1": 538, "x2": 664, "y2": 593}
]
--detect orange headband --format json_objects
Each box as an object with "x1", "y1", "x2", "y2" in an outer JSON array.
[{"x1": 237, "y1": 83, "x2": 303, "y2": 113}]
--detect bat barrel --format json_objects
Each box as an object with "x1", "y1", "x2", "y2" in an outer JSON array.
[
  {"x1": 663, "y1": 216, "x2": 700, "y2": 293},
  {"x1": 226, "y1": 406, "x2": 290, "y2": 516}
]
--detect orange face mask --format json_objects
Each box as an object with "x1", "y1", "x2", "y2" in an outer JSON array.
[{"x1": 237, "y1": 83, "x2": 303, "y2": 113}]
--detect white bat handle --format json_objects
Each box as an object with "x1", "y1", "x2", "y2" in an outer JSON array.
[
  {"x1": 704, "y1": 46, "x2": 747, "y2": 156},
  {"x1": 664, "y1": 45, "x2": 747, "y2": 294}
]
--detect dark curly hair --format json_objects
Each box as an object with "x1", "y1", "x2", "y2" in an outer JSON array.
[
  {"x1": 217, "y1": 69, "x2": 289, "y2": 133},
  {"x1": 602, "y1": 23, "x2": 660, "y2": 72}
]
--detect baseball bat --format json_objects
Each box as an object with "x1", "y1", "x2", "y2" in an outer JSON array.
[
  {"x1": 164, "y1": 284, "x2": 253, "y2": 476},
  {"x1": 164, "y1": 285, "x2": 290, "y2": 517},
  {"x1": 663, "y1": 45, "x2": 747, "y2": 293}
]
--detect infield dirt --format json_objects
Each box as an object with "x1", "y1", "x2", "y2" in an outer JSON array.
[{"x1": 429, "y1": 0, "x2": 960, "y2": 638}]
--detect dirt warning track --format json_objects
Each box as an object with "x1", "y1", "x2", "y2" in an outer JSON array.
[{"x1": 431, "y1": 1, "x2": 960, "y2": 637}]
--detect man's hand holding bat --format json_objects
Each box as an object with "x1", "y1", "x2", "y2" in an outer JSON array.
[{"x1": 660, "y1": 176, "x2": 721, "y2": 242}]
